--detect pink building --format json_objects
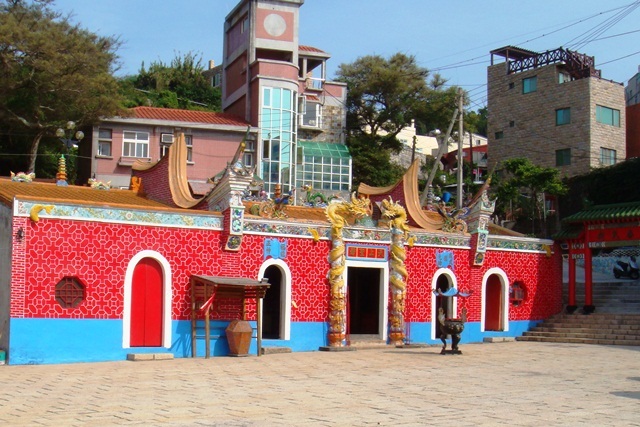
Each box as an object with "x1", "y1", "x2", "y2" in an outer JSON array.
[{"x1": 81, "y1": 106, "x2": 256, "y2": 190}]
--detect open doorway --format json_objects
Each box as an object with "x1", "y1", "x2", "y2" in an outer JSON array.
[
  {"x1": 434, "y1": 274, "x2": 453, "y2": 340},
  {"x1": 262, "y1": 265, "x2": 282, "y2": 339},
  {"x1": 347, "y1": 267, "x2": 381, "y2": 336}
]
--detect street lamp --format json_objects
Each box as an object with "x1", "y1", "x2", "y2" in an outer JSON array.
[
  {"x1": 55, "y1": 121, "x2": 84, "y2": 186},
  {"x1": 56, "y1": 121, "x2": 84, "y2": 149}
]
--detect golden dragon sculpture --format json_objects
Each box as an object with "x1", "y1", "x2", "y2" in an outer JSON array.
[
  {"x1": 325, "y1": 193, "x2": 371, "y2": 346},
  {"x1": 381, "y1": 197, "x2": 410, "y2": 345}
]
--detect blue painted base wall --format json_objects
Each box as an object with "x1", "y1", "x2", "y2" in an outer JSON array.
[
  {"x1": 406, "y1": 320, "x2": 542, "y2": 345},
  {"x1": 7, "y1": 318, "x2": 540, "y2": 365}
]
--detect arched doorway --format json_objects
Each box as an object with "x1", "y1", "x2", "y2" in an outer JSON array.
[
  {"x1": 262, "y1": 265, "x2": 282, "y2": 339},
  {"x1": 434, "y1": 274, "x2": 453, "y2": 340},
  {"x1": 484, "y1": 274, "x2": 504, "y2": 331},
  {"x1": 130, "y1": 257, "x2": 163, "y2": 347}
]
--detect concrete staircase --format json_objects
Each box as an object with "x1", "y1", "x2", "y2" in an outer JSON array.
[
  {"x1": 517, "y1": 280, "x2": 640, "y2": 346},
  {"x1": 561, "y1": 281, "x2": 640, "y2": 313},
  {"x1": 517, "y1": 313, "x2": 640, "y2": 345}
]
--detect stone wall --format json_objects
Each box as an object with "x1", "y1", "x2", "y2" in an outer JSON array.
[
  {"x1": 298, "y1": 104, "x2": 344, "y2": 143},
  {"x1": 488, "y1": 62, "x2": 625, "y2": 177}
]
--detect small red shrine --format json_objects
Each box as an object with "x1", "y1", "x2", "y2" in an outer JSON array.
[{"x1": 555, "y1": 201, "x2": 640, "y2": 313}]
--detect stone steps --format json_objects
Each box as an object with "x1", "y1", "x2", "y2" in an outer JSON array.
[
  {"x1": 518, "y1": 313, "x2": 640, "y2": 346},
  {"x1": 562, "y1": 281, "x2": 640, "y2": 314},
  {"x1": 347, "y1": 334, "x2": 390, "y2": 349},
  {"x1": 522, "y1": 280, "x2": 640, "y2": 345},
  {"x1": 517, "y1": 336, "x2": 640, "y2": 346}
]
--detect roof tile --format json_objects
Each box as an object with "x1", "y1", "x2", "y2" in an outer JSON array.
[
  {"x1": 562, "y1": 201, "x2": 640, "y2": 223},
  {"x1": 130, "y1": 106, "x2": 249, "y2": 127},
  {"x1": 0, "y1": 179, "x2": 179, "y2": 211}
]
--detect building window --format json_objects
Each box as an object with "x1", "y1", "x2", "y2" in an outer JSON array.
[
  {"x1": 159, "y1": 134, "x2": 192, "y2": 161},
  {"x1": 122, "y1": 131, "x2": 149, "y2": 158},
  {"x1": 494, "y1": 131, "x2": 504, "y2": 139},
  {"x1": 243, "y1": 140, "x2": 255, "y2": 167},
  {"x1": 596, "y1": 105, "x2": 620, "y2": 127},
  {"x1": 260, "y1": 86, "x2": 296, "y2": 194},
  {"x1": 556, "y1": 108, "x2": 571, "y2": 125},
  {"x1": 559, "y1": 71, "x2": 571, "y2": 84},
  {"x1": 55, "y1": 276, "x2": 85, "y2": 308},
  {"x1": 522, "y1": 76, "x2": 537, "y2": 94},
  {"x1": 508, "y1": 82, "x2": 514, "y2": 90},
  {"x1": 301, "y1": 101, "x2": 321, "y2": 128},
  {"x1": 556, "y1": 148, "x2": 571, "y2": 166},
  {"x1": 510, "y1": 281, "x2": 527, "y2": 306},
  {"x1": 185, "y1": 135, "x2": 193, "y2": 162},
  {"x1": 160, "y1": 133, "x2": 173, "y2": 158},
  {"x1": 241, "y1": 16, "x2": 249, "y2": 34},
  {"x1": 509, "y1": 121, "x2": 515, "y2": 127},
  {"x1": 600, "y1": 148, "x2": 616, "y2": 165},
  {"x1": 296, "y1": 142, "x2": 351, "y2": 192},
  {"x1": 97, "y1": 128, "x2": 112, "y2": 157}
]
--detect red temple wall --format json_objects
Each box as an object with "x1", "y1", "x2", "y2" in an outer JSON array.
[{"x1": 11, "y1": 216, "x2": 561, "y2": 324}]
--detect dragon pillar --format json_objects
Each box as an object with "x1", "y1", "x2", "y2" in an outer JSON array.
[
  {"x1": 382, "y1": 198, "x2": 410, "y2": 345},
  {"x1": 325, "y1": 194, "x2": 371, "y2": 347}
]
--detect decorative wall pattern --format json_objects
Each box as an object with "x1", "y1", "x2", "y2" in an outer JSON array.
[
  {"x1": 243, "y1": 220, "x2": 392, "y2": 242},
  {"x1": 488, "y1": 237, "x2": 551, "y2": 252},
  {"x1": 410, "y1": 232, "x2": 468, "y2": 247},
  {"x1": 12, "y1": 218, "x2": 224, "y2": 320},
  {"x1": 10, "y1": 210, "x2": 561, "y2": 334},
  {"x1": 16, "y1": 201, "x2": 223, "y2": 229},
  {"x1": 402, "y1": 246, "x2": 562, "y2": 324}
]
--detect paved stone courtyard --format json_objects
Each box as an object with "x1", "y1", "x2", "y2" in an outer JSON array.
[{"x1": 0, "y1": 341, "x2": 638, "y2": 426}]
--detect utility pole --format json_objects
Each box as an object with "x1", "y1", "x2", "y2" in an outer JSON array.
[
  {"x1": 410, "y1": 135, "x2": 417, "y2": 165},
  {"x1": 456, "y1": 88, "x2": 464, "y2": 209},
  {"x1": 420, "y1": 108, "x2": 458, "y2": 207},
  {"x1": 469, "y1": 131, "x2": 474, "y2": 182}
]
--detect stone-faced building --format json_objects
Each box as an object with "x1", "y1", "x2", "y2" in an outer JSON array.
[{"x1": 487, "y1": 46, "x2": 626, "y2": 177}]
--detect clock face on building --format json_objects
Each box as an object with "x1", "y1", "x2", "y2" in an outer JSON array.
[{"x1": 263, "y1": 13, "x2": 286, "y2": 37}]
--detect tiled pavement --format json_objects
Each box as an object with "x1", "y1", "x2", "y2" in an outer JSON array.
[{"x1": 1, "y1": 342, "x2": 639, "y2": 426}]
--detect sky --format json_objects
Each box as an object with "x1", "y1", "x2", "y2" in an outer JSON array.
[{"x1": 52, "y1": 0, "x2": 640, "y2": 112}]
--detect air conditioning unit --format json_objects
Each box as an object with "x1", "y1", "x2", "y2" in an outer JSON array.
[{"x1": 161, "y1": 134, "x2": 174, "y2": 144}]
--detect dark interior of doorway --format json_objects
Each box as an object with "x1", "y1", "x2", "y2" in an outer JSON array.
[
  {"x1": 347, "y1": 267, "x2": 380, "y2": 335},
  {"x1": 262, "y1": 266, "x2": 282, "y2": 339},
  {"x1": 435, "y1": 275, "x2": 451, "y2": 339}
]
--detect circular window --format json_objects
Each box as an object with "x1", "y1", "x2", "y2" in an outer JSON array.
[{"x1": 55, "y1": 277, "x2": 86, "y2": 308}]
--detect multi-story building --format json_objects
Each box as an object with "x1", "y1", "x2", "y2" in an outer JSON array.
[
  {"x1": 84, "y1": 0, "x2": 348, "y2": 196},
  {"x1": 81, "y1": 106, "x2": 255, "y2": 190},
  {"x1": 625, "y1": 66, "x2": 640, "y2": 158},
  {"x1": 222, "y1": 0, "x2": 349, "y2": 195},
  {"x1": 487, "y1": 46, "x2": 626, "y2": 177}
]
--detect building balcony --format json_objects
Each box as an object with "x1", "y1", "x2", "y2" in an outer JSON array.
[{"x1": 303, "y1": 77, "x2": 324, "y2": 91}]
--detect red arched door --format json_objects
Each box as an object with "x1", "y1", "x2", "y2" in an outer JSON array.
[
  {"x1": 130, "y1": 258, "x2": 163, "y2": 347},
  {"x1": 485, "y1": 275, "x2": 503, "y2": 331}
]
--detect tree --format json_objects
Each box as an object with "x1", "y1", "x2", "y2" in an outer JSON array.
[
  {"x1": 0, "y1": 0, "x2": 124, "y2": 174},
  {"x1": 491, "y1": 158, "x2": 567, "y2": 236},
  {"x1": 414, "y1": 76, "x2": 460, "y2": 137},
  {"x1": 347, "y1": 134, "x2": 405, "y2": 188},
  {"x1": 121, "y1": 52, "x2": 221, "y2": 111},
  {"x1": 337, "y1": 53, "x2": 461, "y2": 187},
  {"x1": 337, "y1": 53, "x2": 430, "y2": 150},
  {"x1": 464, "y1": 107, "x2": 487, "y2": 137}
]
